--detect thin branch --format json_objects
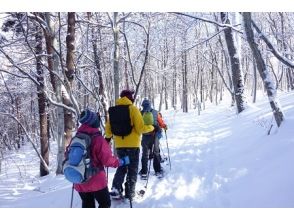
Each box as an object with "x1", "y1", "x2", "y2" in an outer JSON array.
[
  {"x1": 0, "y1": 112, "x2": 50, "y2": 173},
  {"x1": 251, "y1": 19, "x2": 294, "y2": 68}
]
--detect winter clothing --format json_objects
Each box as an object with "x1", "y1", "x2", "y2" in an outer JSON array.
[
  {"x1": 141, "y1": 99, "x2": 152, "y2": 112},
  {"x1": 106, "y1": 93, "x2": 154, "y2": 200},
  {"x1": 141, "y1": 132, "x2": 161, "y2": 174},
  {"x1": 73, "y1": 117, "x2": 120, "y2": 208},
  {"x1": 120, "y1": 89, "x2": 135, "y2": 103},
  {"x1": 111, "y1": 148, "x2": 140, "y2": 199},
  {"x1": 140, "y1": 101, "x2": 167, "y2": 176},
  {"x1": 79, "y1": 187, "x2": 111, "y2": 208},
  {"x1": 79, "y1": 109, "x2": 100, "y2": 128},
  {"x1": 105, "y1": 97, "x2": 154, "y2": 148},
  {"x1": 74, "y1": 124, "x2": 120, "y2": 193}
]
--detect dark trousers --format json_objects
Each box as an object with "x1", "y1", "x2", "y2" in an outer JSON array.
[
  {"x1": 78, "y1": 187, "x2": 111, "y2": 208},
  {"x1": 141, "y1": 134, "x2": 161, "y2": 174},
  {"x1": 111, "y1": 148, "x2": 139, "y2": 198}
]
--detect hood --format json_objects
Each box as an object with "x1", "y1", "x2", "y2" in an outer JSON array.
[{"x1": 115, "y1": 96, "x2": 133, "y2": 106}]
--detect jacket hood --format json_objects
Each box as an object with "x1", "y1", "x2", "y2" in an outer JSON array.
[
  {"x1": 78, "y1": 124, "x2": 101, "y2": 135},
  {"x1": 116, "y1": 96, "x2": 133, "y2": 105}
]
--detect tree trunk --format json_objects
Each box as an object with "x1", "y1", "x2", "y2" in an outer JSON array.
[
  {"x1": 35, "y1": 21, "x2": 49, "y2": 176},
  {"x1": 172, "y1": 36, "x2": 177, "y2": 110},
  {"x1": 64, "y1": 12, "x2": 76, "y2": 148},
  {"x1": 182, "y1": 35, "x2": 188, "y2": 113},
  {"x1": 221, "y1": 12, "x2": 245, "y2": 113},
  {"x1": 243, "y1": 12, "x2": 284, "y2": 127},
  {"x1": 89, "y1": 13, "x2": 108, "y2": 122},
  {"x1": 43, "y1": 12, "x2": 65, "y2": 174},
  {"x1": 113, "y1": 12, "x2": 120, "y2": 102}
]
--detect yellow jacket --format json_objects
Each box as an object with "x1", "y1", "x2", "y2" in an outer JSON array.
[{"x1": 105, "y1": 97, "x2": 154, "y2": 148}]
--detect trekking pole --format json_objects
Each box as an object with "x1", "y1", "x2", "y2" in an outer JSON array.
[
  {"x1": 70, "y1": 184, "x2": 74, "y2": 208},
  {"x1": 126, "y1": 165, "x2": 133, "y2": 208},
  {"x1": 164, "y1": 130, "x2": 171, "y2": 171},
  {"x1": 159, "y1": 142, "x2": 167, "y2": 162}
]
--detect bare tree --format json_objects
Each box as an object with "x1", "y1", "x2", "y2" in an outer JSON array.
[
  {"x1": 34, "y1": 15, "x2": 49, "y2": 176},
  {"x1": 221, "y1": 12, "x2": 245, "y2": 113},
  {"x1": 243, "y1": 12, "x2": 284, "y2": 127}
]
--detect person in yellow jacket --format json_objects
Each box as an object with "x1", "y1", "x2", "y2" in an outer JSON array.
[{"x1": 105, "y1": 89, "x2": 154, "y2": 200}]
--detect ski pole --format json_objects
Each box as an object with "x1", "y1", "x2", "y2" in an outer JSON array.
[
  {"x1": 164, "y1": 130, "x2": 171, "y2": 171},
  {"x1": 70, "y1": 184, "x2": 74, "y2": 208}
]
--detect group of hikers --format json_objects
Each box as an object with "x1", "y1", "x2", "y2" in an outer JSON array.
[{"x1": 64, "y1": 89, "x2": 168, "y2": 208}]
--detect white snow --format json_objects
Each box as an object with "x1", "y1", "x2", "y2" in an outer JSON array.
[{"x1": 1, "y1": 91, "x2": 294, "y2": 218}]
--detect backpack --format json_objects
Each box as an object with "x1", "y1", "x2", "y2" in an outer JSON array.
[
  {"x1": 108, "y1": 105, "x2": 132, "y2": 138},
  {"x1": 142, "y1": 111, "x2": 154, "y2": 125},
  {"x1": 62, "y1": 132, "x2": 101, "y2": 184}
]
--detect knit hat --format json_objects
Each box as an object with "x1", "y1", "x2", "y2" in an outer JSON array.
[
  {"x1": 141, "y1": 99, "x2": 151, "y2": 111},
  {"x1": 120, "y1": 89, "x2": 135, "y2": 103},
  {"x1": 79, "y1": 109, "x2": 100, "y2": 128}
]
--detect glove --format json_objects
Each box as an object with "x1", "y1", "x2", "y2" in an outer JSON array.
[
  {"x1": 119, "y1": 156, "x2": 130, "y2": 166},
  {"x1": 105, "y1": 137, "x2": 111, "y2": 143}
]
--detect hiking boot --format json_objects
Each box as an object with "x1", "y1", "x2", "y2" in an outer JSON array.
[
  {"x1": 139, "y1": 169, "x2": 147, "y2": 176},
  {"x1": 155, "y1": 169, "x2": 164, "y2": 179},
  {"x1": 110, "y1": 188, "x2": 123, "y2": 199}
]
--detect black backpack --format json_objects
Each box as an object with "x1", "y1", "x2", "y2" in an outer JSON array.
[{"x1": 108, "y1": 105, "x2": 132, "y2": 138}]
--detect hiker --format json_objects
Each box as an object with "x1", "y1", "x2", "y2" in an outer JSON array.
[
  {"x1": 139, "y1": 98, "x2": 168, "y2": 179},
  {"x1": 72, "y1": 109, "x2": 127, "y2": 208},
  {"x1": 105, "y1": 89, "x2": 154, "y2": 200}
]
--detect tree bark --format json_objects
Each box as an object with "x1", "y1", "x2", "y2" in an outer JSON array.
[
  {"x1": 113, "y1": 12, "x2": 120, "y2": 102},
  {"x1": 35, "y1": 20, "x2": 49, "y2": 176},
  {"x1": 221, "y1": 12, "x2": 245, "y2": 113},
  {"x1": 64, "y1": 12, "x2": 76, "y2": 148},
  {"x1": 43, "y1": 12, "x2": 65, "y2": 174}
]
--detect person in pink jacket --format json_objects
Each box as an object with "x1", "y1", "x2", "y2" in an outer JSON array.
[{"x1": 73, "y1": 109, "x2": 128, "y2": 208}]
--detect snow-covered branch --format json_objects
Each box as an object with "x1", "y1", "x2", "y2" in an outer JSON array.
[{"x1": 251, "y1": 20, "x2": 294, "y2": 68}]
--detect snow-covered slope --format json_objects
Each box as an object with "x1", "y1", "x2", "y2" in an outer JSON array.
[{"x1": 1, "y1": 92, "x2": 294, "y2": 208}]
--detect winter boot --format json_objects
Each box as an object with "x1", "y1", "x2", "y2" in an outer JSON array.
[{"x1": 110, "y1": 188, "x2": 123, "y2": 200}]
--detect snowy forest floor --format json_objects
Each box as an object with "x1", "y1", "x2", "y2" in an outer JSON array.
[{"x1": 1, "y1": 91, "x2": 294, "y2": 208}]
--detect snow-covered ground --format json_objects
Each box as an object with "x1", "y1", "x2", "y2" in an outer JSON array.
[{"x1": 1, "y1": 92, "x2": 294, "y2": 217}]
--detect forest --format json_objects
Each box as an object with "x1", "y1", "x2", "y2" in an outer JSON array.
[{"x1": 0, "y1": 12, "x2": 293, "y2": 177}]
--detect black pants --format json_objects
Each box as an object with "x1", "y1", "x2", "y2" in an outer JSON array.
[
  {"x1": 111, "y1": 148, "x2": 140, "y2": 198},
  {"x1": 141, "y1": 134, "x2": 161, "y2": 174},
  {"x1": 78, "y1": 187, "x2": 111, "y2": 208}
]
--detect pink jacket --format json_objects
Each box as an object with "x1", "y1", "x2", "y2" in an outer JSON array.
[{"x1": 74, "y1": 124, "x2": 119, "y2": 192}]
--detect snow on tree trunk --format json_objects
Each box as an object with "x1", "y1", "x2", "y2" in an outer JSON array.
[
  {"x1": 221, "y1": 12, "x2": 245, "y2": 114},
  {"x1": 243, "y1": 12, "x2": 284, "y2": 127}
]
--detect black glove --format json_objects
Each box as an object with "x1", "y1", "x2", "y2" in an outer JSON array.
[{"x1": 105, "y1": 137, "x2": 111, "y2": 143}]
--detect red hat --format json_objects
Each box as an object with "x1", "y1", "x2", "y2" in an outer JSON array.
[{"x1": 120, "y1": 89, "x2": 135, "y2": 103}]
